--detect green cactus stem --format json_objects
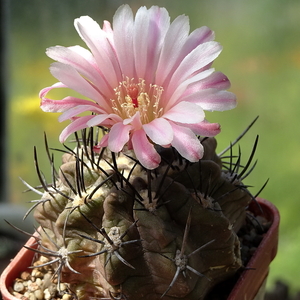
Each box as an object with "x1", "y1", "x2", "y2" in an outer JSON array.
[{"x1": 22, "y1": 124, "x2": 262, "y2": 300}]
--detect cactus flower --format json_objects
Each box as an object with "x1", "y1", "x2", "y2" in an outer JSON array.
[{"x1": 40, "y1": 5, "x2": 236, "y2": 169}]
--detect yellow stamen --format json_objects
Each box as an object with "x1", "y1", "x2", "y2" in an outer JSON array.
[{"x1": 111, "y1": 77, "x2": 164, "y2": 124}]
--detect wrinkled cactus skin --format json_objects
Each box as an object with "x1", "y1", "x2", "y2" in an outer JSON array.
[{"x1": 33, "y1": 136, "x2": 252, "y2": 300}]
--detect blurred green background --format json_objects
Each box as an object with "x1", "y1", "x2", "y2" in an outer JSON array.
[{"x1": 6, "y1": 0, "x2": 300, "y2": 294}]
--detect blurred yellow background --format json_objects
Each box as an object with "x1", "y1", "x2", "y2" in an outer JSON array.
[{"x1": 6, "y1": 0, "x2": 300, "y2": 294}]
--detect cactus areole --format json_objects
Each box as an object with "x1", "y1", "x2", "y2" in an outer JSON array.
[{"x1": 6, "y1": 4, "x2": 272, "y2": 300}]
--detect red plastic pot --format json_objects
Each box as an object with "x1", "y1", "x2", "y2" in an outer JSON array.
[
  {"x1": 227, "y1": 197, "x2": 280, "y2": 300},
  {"x1": 0, "y1": 198, "x2": 279, "y2": 300}
]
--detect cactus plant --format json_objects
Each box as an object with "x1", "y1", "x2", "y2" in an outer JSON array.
[
  {"x1": 18, "y1": 126, "x2": 259, "y2": 300},
  {"x1": 7, "y1": 4, "x2": 268, "y2": 300}
]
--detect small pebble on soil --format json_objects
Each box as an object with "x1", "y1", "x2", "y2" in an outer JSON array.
[{"x1": 10, "y1": 256, "x2": 75, "y2": 300}]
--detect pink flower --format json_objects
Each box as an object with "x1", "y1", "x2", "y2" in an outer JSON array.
[{"x1": 40, "y1": 5, "x2": 236, "y2": 170}]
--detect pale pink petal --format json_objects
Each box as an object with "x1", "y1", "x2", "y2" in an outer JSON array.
[
  {"x1": 133, "y1": 6, "x2": 150, "y2": 80},
  {"x1": 155, "y1": 14, "x2": 189, "y2": 86},
  {"x1": 58, "y1": 104, "x2": 105, "y2": 122},
  {"x1": 87, "y1": 113, "x2": 122, "y2": 127},
  {"x1": 184, "y1": 71, "x2": 231, "y2": 95},
  {"x1": 184, "y1": 120, "x2": 221, "y2": 136},
  {"x1": 165, "y1": 41, "x2": 222, "y2": 107},
  {"x1": 39, "y1": 82, "x2": 66, "y2": 101},
  {"x1": 108, "y1": 123, "x2": 132, "y2": 152},
  {"x1": 41, "y1": 96, "x2": 99, "y2": 113},
  {"x1": 68, "y1": 45, "x2": 98, "y2": 66},
  {"x1": 170, "y1": 122, "x2": 203, "y2": 162},
  {"x1": 74, "y1": 16, "x2": 122, "y2": 87},
  {"x1": 143, "y1": 118, "x2": 173, "y2": 145},
  {"x1": 181, "y1": 89, "x2": 237, "y2": 111},
  {"x1": 184, "y1": 26, "x2": 215, "y2": 47},
  {"x1": 164, "y1": 68, "x2": 215, "y2": 108},
  {"x1": 133, "y1": 6, "x2": 170, "y2": 82},
  {"x1": 162, "y1": 101, "x2": 205, "y2": 124},
  {"x1": 47, "y1": 46, "x2": 99, "y2": 82},
  {"x1": 157, "y1": 26, "x2": 214, "y2": 89},
  {"x1": 123, "y1": 111, "x2": 143, "y2": 129},
  {"x1": 141, "y1": 6, "x2": 170, "y2": 83},
  {"x1": 49, "y1": 62, "x2": 110, "y2": 108},
  {"x1": 40, "y1": 85, "x2": 105, "y2": 114},
  {"x1": 46, "y1": 45, "x2": 114, "y2": 98},
  {"x1": 167, "y1": 40, "x2": 222, "y2": 88},
  {"x1": 113, "y1": 5, "x2": 135, "y2": 78},
  {"x1": 131, "y1": 129, "x2": 161, "y2": 170},
  {"x1": 59, "y1": 115, "x2": 95, "y2": 142},
  {"x1": 102, "y1": 21, "x2": 114, "y2": 46},
  {"x1": 99, "y1": 134, "x2": 109, "y2": 148}
]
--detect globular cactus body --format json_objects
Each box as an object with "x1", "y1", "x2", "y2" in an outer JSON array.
[{"x1": 32, "y1": 135, "x2": 253, "y2": 300}]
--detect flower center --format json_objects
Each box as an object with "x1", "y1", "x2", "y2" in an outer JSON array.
[{"x1": 111, "y1": 77, "x2": 164, "y2": 124}]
